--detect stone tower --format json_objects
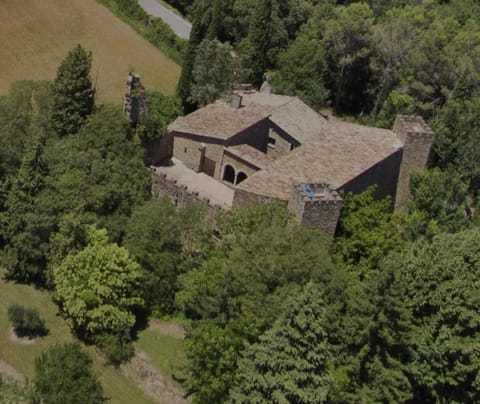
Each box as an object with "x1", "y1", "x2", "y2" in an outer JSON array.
[
  {"x1": 287, "y1": 182, "x2": 343, "y2": 236},
  {"x1": 123, "y1": 73, "x2": 149, "y2": 124},
  {"x1": 393, "y1": 115, "x2": 435, "y2": 210}
]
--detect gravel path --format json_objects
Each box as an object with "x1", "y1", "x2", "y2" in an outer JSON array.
[
  {"x1": 138, "y1": 0, "x2": 191, "y2": 39},
  {"x1": 121, "y1": 351, "x2": 188, "y2": 404}
]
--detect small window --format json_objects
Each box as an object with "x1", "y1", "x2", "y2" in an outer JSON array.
[
  {"x1": 268, "y1": 137, "x2": 276, "y2": 149},
  {"x1": 184, "y1": 147, "x2": 187, "y2": 153},
  {"x1": 290, "y1": 143, "x2": 297, "y2": 151}
]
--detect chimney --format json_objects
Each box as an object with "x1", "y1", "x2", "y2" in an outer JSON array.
[{"x1": 230, "y1": 94, "x2": 242, "y2": 109}]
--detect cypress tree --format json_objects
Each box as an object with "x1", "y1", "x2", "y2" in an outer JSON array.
[
  {"x1": 230, "y1": 283, "x2": 331, "y2": 403},
  {"x1": 176, "y1": 3, "x2": 207, "y2": 113},
  {"x1": 51, "y1": 45, "x2": 95, "y2": 136},
  {"x1": 246, "y1": 0, "x2": 272, "y2": 88}
]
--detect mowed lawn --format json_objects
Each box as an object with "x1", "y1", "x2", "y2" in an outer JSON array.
[
  {"x1": 0, "y1": 0, "x2": 181, "y2": 103},
  {"x1": 0, "y1": 268, "x2": 153, "y2": 404}
]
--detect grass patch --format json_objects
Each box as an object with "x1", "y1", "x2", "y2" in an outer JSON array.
[
  {"x1": 135, "y1": 321, "x2": 188, "y2": 388},
  {"x1": 0, "y1": 0, "x2": 180, "y2": 103},
  {"x1": 97, "y1": 0, "x2": 186, "y2": 65},
  {"x1": 0, "y1": 268, "x2": 153, "y2": 404}
]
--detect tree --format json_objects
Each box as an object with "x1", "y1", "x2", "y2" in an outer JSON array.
[
  {"x1": 246, "y1": 0, "x2": 273, "y2": 87},
  {"x1": 53, "y1": 225, "x2": 143, "y2": 338},
  {"x1": 189, "y1": 39, "x2": 236, "y2": 107},
  {"x1": 321, "y1": 3, "x2": 374, "y2": 113},
  {"x1": 387, "y1": 228, "x2": 480, "y2": 402},
  {"x1": 0, "y1": 136, "x2": 54, "y2": 283},
  {"x1": 51, "y1": 44, "x2": 95, "y2": 136},
  {"x1": 405, "y1": 168, "x2": 468, "y2": 240},
  {"x1": 186, "y1": 320, "x2": 248, "y2": 404},
  {"x1": 274, "y1": 33, "x2": 328, "y2": 109},
  {"x1": 123, "y1": 198, "x2": 182, "y2": 314},
  {"x1": 43, "y1": 105, "x2": 150, "y2": 242},
  {"x1": 230, "y1": 283, "x2": 332, "y2": 403},
  {"x1": 8, "y1": 305, "x2": 47, "y2": 338},
  {"x1": 335, "y1": 187, "x2": 403, "y2": 279},
  {"x1": 34, "y1": 343, "x2": 103, "y2": 403},
  {"x1": 178, "y1": 204, "x2": 343, "y2": 401},
  {"x1": 177, "y1": 3, "x2": 208, "y2": 112}
]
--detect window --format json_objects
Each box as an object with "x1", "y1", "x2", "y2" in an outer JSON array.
[
  {"x1": 290, "y1": 143, "x2": 297, "y2": 151},
  {"x1": 184, "y1": 147, "x2": 187, "y2": 153},
  {"x1": 268, "y1": 137, "x2": 276, "y2": 149}
]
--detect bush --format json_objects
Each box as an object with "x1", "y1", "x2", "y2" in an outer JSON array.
[
  {"x1": 35, "y1": 343, "x2": 104, "y2": 403},
  {"x1": 96, "y1": 331, "x2": 134, "y2": 366},
  {"x1": 8, "y1": 304, "x2": 47, "y2": 338}
]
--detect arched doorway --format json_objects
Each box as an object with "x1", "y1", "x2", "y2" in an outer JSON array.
[
  {"x1": 222, "y1": 164, "x2": 236, "y2": 184},
  {"x1": 236, "y1": 171, "x2": 248, "y2": 184}
]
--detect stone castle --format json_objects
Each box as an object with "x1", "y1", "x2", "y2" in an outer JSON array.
[{"x1": 126, "y1": 77, "x2": 435, "y2": 235}]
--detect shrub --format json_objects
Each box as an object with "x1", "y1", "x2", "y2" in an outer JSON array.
[
  {"x1": 8, "y1": 304, "x2": 47, "y2": 338},
  {"x1": 95, "y1": 331, "x2": 134, "y2": 366},
  {"x1": 35, "y1": 343, "x2": 104, "y2": 403}
]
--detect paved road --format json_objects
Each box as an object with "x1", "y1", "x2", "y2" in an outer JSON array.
[{"x1": 138, "y1": 0, "x2": 191, "y2": 40}]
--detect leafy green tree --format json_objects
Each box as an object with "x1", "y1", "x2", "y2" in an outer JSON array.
[
  {"x1": 405, "y1": 168, "x2": 468, "y2": 239},
  {"x1": 51, "y1": 45, "x2": 95, "y2": 136},
  {"x1": 321, "y1": 3, "x2": 374, "y2": 113},
  {"x1": 178, "y1": 204, "x2": 343, "y2": 402},
  {"x1": 387, "y1": 228, "x2": 480, "y2": 402},
  {"x1": 189, "y1": 39, "x2": 236, "y2": 107},
  {"x1": 8, "y1": 304, "x2": 47, "y2": 338},
  {"x1": 335, "y1": 187, "x2": 403, "y2": 279},
  {"x1": 433, "y1": 86, "x2": 480, "y2": 199},
  {"x1": 136, "y1": 92, "x2": 182, "y2": 143},
  {"x1": 123, "y1": 198, "x2": 182, "y2": 314},
  {"x1": 274, "y1": 33, "x2": 328, "y2": 109},
  {"x1": 186, "y1": 319, "x2": 248, "y2": 404},
  {"x1": 34, "y1": 343, "x2": 103, "y2": 403},
  {"x1": 43, "y1": 105, "x2": 150, "y2": 241},
  {"x1": 53, "y1": 225, "x2": 143, "y2": 338},
  {"x1": 230, "y1": 283, "x2": 332, "y2": 403}
]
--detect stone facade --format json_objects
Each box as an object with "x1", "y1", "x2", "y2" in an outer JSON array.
[
  {"x1": 123, "y1": 73, "x2": 149, "y2": 124},
  {"x1": 152, "y1": 168, "x2": 222, "y2": 222},
  {"x1": 393, "y1": 115, "x2": 435, "y2": 209},
  {"x1": 287, "y1": 183, "x2": 343, "y2": 236},
  {"x1": 153, "y1": 92, "x2": 435, "y2": 235}
]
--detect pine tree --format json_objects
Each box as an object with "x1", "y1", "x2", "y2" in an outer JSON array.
[
  {"x1": 230, "y1": 283, "x2": 331, "y2": 403},
  {"x1": 51, "y1": 45, "x2": 95, "y2": 136},
  {"x1": 176, "y1": 6, "x2": 206, "y2": 113},
  {"x1": 246, "y1": 0, "x2": 273, "y2": 88}
]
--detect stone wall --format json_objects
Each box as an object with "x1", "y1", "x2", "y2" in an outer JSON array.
[
  {"x1": 393, "y1": 115, "x2": 435, "y2": 209},
  {"x1": 232, "y1": 188, "x2": 288, "y2": 209},
  {"x1": 287, "y1": 183, "x2": 343, "y2": 236},
  {"x1": 151, "y1": 168, "x2": 222, "y2": 222},
  {"x1": 172, "y1": 133, "x2": 224, "y2": 178},
  {"x1": 340, "y1": 148, "x2": 403, "y2": 207},
  {"x1": 123, "y1": 73, "x2": 148, "y2": 124},
  {"x1": 266, "y1": 122, "x2": 298, "y2": 159},
  {"x1": 143, "y1": 132, "x2": 174, "y2": 165},
  {"x1": 227, "y1": 119, "x2": 270, "y2": 152}
]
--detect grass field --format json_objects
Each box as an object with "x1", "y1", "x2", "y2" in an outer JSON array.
[
  {"x1": 0, "y1": 0, "x2": 180, "y2": 103},
  {"x1": 0, "y1": 268, "x2": 187, "y2": 403},
  {"x1": 135, "y1": 321, "x2": 188, "y2": 388}
]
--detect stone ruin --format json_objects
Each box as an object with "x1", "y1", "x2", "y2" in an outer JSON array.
[{"x1": 123, "y1": 73, "x2": 149, "y2": 124}]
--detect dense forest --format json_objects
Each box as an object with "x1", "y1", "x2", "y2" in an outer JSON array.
[{"x1": 1, "y1": 0, "x2": 480, "y2": 402}]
